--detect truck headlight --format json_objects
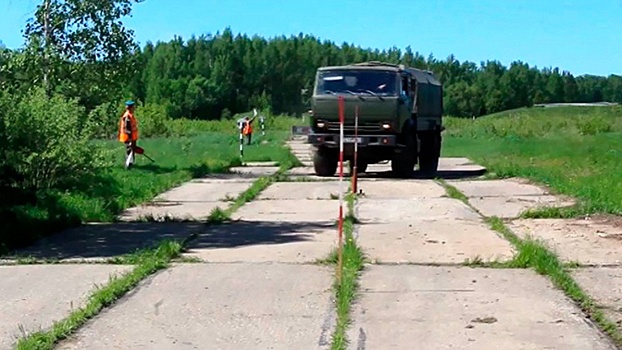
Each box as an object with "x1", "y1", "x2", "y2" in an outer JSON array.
[
  {"x1": 381, "y1": 123, "x2": 391, "y2": 130},
  {"x1": 316, "y1": 121, "x2": 326, "y2": 128}
]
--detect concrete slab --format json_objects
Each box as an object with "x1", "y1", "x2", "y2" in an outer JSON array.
[
  {"x1": 257, "y1": 182, "x2": 344, "y2": 200},
  {"x1": 117, "y1": 201, "x2": 228, "y2": 221},
  {"x1": 7, "y1": 222, "x2": 202, "y2": 261},
  {"x1": 438, "y1": 157, "x2": 486, "y2": 172},
  {"x1": 469, "y1": 195, "x2": 576, "y2": 218},
  {"x1": 184, "y1": 221, "x2": 338, "y2": 263},
  {"x1": 347, "y1": 265, "x2": 616, "y2": 350},
  {"x1": 290, "y1": 150, "x2": 312, "y2": 156},
  {"x1": 194, "y1": 172, "x2": 265, "y2": 180},
  {"x1": 57, "y1": 264, "x2": 336, "y2": 350},
  {"x1": 232, "y1": 199, "x2": 339, "y2": 223},
  {"x1": 364, "y1": 162, "x2": 392, "y2": 174},
  {"x1": 244, "y1": 161, "x2": 279, "y2": 167},
  {"x1": 287, "y1": 166, "x2": 323, "y2": 176},
  {"x1": 571, "y1": 267, "x2": 622, "y2": 327},
  {"x1": 230, "y1": 166, "x2": 280, "y2": 177},
  {"x1": 190, "y1": 178, "x2": 255, "y2": 184},
  {"x1": 0, "y1": 264, "x2": 132, "y2": 349},
  {"x1": 154, "y1": 181, "x2": 252, "y2": 202},
  {"x1": 448, "y1": 178, "x2": 549, "y2": 197},
  {"x1": 356, "y1": 180, "x2": 447, "y2": 199},
  {"x1": 509, "y1": 218, "x2": 622, "y2": 266},
  {"x1": 357, "y1": 220, "x2": 514, "y2": 264},
  {"x1": 117, "y1": 180, "x2": 253, "y2": 221},
  {"x1": 356, "y1": 198, "x2": 482, "y2": 224}
]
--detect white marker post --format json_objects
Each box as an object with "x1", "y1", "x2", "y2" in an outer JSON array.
[
  {"x1": 260, "y1": 115, "x2": 265, "y2": 136},
  {"x1": 239, "y1": 131, "x2": 244, "y2": 157},
  {"x1": 352, "y1": 105, "x2": 359, "y2": 194},
  {"x1": 237, "y1": 118, "x2": 245, "y2": 157}
]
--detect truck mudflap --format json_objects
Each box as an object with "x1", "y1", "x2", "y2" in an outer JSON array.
[{"x1": 308, "y1": 133, "x2": 398, "y2": 148}]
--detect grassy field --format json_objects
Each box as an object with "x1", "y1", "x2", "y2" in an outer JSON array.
[
  {"x1": 0, "y1": 115, "x2": 301, "y2": 255},
  {"x1": 442, "y1": 105, "x2": 622, "y2": 216}
]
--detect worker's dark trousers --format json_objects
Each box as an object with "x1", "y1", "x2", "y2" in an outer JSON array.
[{"x1": 246, "y1": 133, "x2": 252, "y2": 145}]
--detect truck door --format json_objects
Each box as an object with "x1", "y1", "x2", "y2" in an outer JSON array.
[{"x1": 398, "y1": 73, "x2": 411, "y2": 123}]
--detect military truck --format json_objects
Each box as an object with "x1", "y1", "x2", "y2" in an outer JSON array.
[{"x1": 307, "y1": 61, "x2": 444, "y2": 178}]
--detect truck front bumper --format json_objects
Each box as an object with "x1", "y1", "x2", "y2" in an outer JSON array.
[{"x1": 307, "y1": 133, "x2": 398, "y2": 148}]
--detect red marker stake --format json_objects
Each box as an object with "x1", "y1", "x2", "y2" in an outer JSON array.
[{"x1": 337, "y1": 96, "x2": 345, "y2": 285}]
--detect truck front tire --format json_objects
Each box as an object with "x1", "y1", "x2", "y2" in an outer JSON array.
[{"x1": 313, "y1": 147, "x2": 338, "y2": 177}]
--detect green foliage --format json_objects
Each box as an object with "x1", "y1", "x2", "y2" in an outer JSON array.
[
  {"x1": 136, "y1": 103, "x2": 171, "y2": 138},
  {"x1": 1, "y1": 88, "x2": 105, "y2": 190},
  {"x1": 443, "y1": 106, "x2": 622, "y2": 215},
  {"x1": 86, "y1": 101, "x2": 124, "y2": 139},
  {"x1": 0, "y1": 128, "x2": 294, "y2": 255},
  {"x1": 21, "y1": 0, "x2": 141, "y2": 107}
]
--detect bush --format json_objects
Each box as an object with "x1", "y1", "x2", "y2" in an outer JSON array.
[
  {"x1": 1, "y1": 88, "x2": 105, "y2": 191},
  {"x1": 87, "y1": 101, "x2": 123, "y2": 139},
  {"x1": 138, "y1": 103, "x2": 171, "y2": 138}
]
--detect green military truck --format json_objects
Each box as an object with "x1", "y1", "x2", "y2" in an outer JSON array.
[{"x1": 307, "y1": 61, "x2": 444, "y2": 178}]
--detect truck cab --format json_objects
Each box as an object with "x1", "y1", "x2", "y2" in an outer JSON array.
[{"x1": 308, "y1": 61, "x2": 443, "y2": 178}]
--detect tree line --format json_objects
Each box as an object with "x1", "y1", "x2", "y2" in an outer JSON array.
[{"x1": 3, "y1": 28, "x2": 622, "y2": 120}]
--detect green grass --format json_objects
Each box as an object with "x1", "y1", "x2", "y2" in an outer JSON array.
[
  {"x1": 443, "y1": 105, "x2": 622, "y2": 217},
  {"x1": 14, "y1": 239, "x2": 186, "y2": 350},
  {"x1": 330, "y1": 192, "x2": 365, "y2": 350},
  {"x1": 0, "y1": 126, "x2": 298, "y2": 255}
]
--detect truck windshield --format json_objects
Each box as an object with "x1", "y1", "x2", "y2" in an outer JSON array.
[{"x1": 315, "y1": 70, "x2": 398, "y2": 96}]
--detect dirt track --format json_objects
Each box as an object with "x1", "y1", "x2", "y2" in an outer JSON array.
[{"x1": 1, "y1": 136, "x2": 621, "y2": 349}]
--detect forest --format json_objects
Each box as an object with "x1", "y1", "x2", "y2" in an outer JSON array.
[{"x1": 2, "y1": 27, "x2": 621, "y2": 121}]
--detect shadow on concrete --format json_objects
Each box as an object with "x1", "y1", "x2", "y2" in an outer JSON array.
[
  {"x1": 187, "y1": 220, "x2": 335, "y2": 250},
  {"x1": 357, "y1": 169, "x2": 487, "y2": 180},
  {"x1": 6, "y1": 220, "x2": 336, "y2": 260},
  {"x1": 6, "y1": 222, "x2": 203, "y2": 260},
  {"x1": 194, "y1": 172, "x2": 262, "y2": 180}
]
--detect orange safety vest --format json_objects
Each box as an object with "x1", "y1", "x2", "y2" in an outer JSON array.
[
  {"x1": 242, "y1": 120, "x2": 252, "y2": 135},
  {"x1": 118, "y1": 111, "x2": 138, "y2": 142}
]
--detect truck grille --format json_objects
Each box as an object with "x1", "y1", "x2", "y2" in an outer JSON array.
[{"x1": 326, "y1": 121, "x2": 383, "y2": 132}]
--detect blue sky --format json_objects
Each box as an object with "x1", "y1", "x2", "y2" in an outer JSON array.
[{"x1": 1, "y1": 0, "x2": 621, "y2": 76}]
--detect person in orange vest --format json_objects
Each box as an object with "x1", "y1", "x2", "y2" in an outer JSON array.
[
  {"x1": 242, "y1": 115, "x2": 256, "y2": 145},
  {"x1": 118, "y1": 100, "x2": 139, "y2": 169}
]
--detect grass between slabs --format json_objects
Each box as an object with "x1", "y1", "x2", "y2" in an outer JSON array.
[
  {"x1": 11, "y1": 140, "x2": 303, "y2": 348},
  {"x1": 328, "y1": 191, "x2": 365, "y2": 350},
  {"x1": 14, "y1": 239, "x2": 187, "y2": 350},
  {"x1": 205, "y1": 154, "x2": 303, "y2": 224},
  {"x1": 441, "y1": 179, "x2": 622, "y2": 347}
]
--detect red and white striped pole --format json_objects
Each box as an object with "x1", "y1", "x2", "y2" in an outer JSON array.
[
  {"x1": 337, "y1": 95, "x2": 345, "y2": 284},
  {"x1": 352, "y1": 105, "x2": 359, "y2": 194}
]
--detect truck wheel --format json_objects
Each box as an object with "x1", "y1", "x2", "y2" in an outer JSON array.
[
  {"x1": 313, "y1": 148, "x2": 337, "y2": 177},
  {"x1": 391, "y1": 133, "x2": 416, "y2": 178},
  {"x1": 419, "y1": 133, "x2": 441, "y2": 178}
]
